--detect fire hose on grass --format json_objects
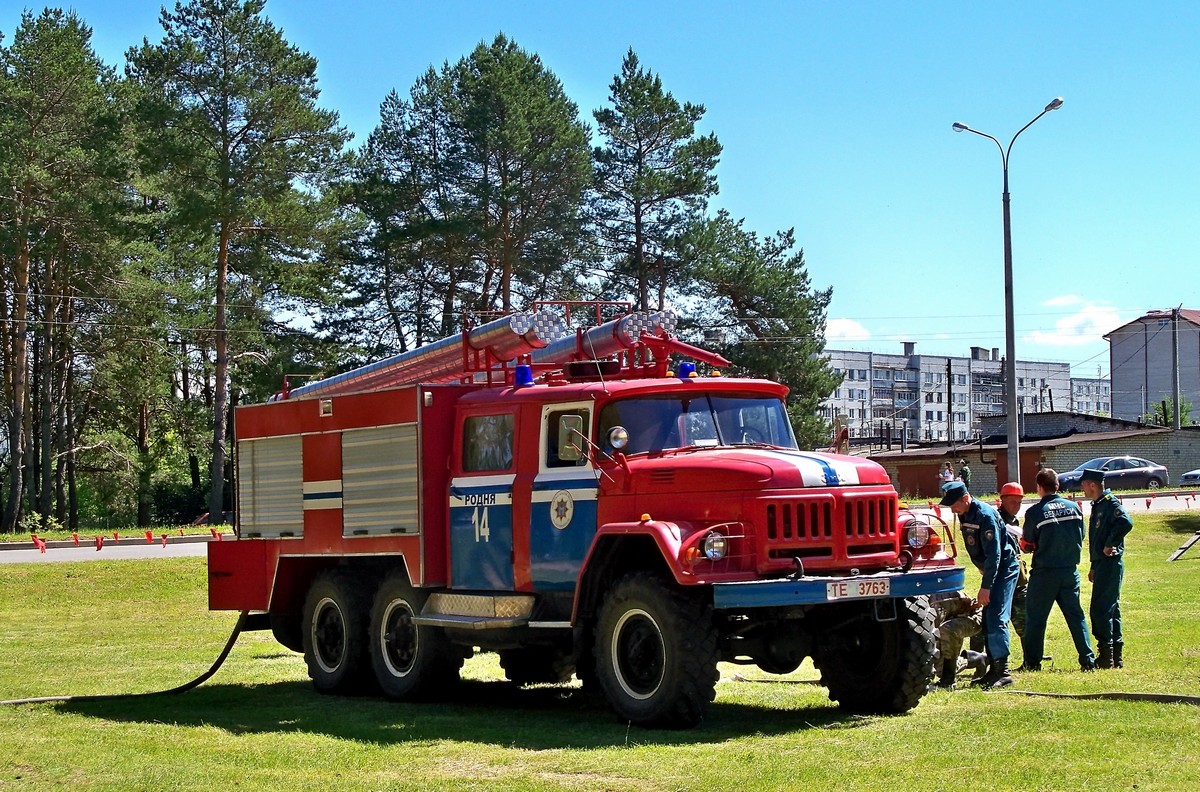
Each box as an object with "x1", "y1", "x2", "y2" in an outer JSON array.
[{"x1": 0, "y1": 611, "x2": 249, "y2": 707}]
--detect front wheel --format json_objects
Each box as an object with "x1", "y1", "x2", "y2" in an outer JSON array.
[
  {"x1": 814, "y1": 596, "x2": 935, "y2": 714},
  {"x1": 1147, "y1": 478, "x2": 1163, "y2": 490},
  {"x1": 593, "y1": 572, "x2": 718, "y2": 729},
  {"x1": 369, "y1": 573, "x2": 461, "y2": 700}
]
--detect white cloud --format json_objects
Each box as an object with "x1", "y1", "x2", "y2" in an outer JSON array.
[
  {"x1": 1025, "y1": 302, "x2": 1123, "y2": 347},
  {"x1": 1041, "y1": 294, "x2": 1084, "y2": 308},
  {"x1": 827, "y1": 318, "x2": 870, "y2": 342}
]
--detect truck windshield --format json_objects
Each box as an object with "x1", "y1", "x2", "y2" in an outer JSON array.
[{"x1": 598, "y1": 394, "x2": 798, "y2": 455}]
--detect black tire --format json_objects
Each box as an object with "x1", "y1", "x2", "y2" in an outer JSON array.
[
  {"x1": 368, "y1": 573, "x2": 462, "y2": 700},
  {"x1": 593, "y1": 572, "x2": 718, "y2": 729},
  {"x1": 1147, "y1": 478, "x2": 1163, "y2": 490},
  {"x1": 815, "y1": 596, "x2": 935, "y2": 714},
  {"x1": 499, "y1": 648, "x2": 575, "y2": 686},
  {"x1": 301, "y1": 570, "x2": 372, "y2": 694}
]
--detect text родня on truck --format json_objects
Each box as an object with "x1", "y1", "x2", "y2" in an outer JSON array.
[{"x1": 208, "y1": 307, "x2": 964, "y2": 728}]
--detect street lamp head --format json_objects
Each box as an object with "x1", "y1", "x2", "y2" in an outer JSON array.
[
  {"x1": 952, "y1": 122, "x2": 970, "y2": 132},
  {"x1": 1045, "y1": 97, "x2": 1064, "y2": 112}
]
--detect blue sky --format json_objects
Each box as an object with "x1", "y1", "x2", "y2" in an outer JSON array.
[{"x1": 6, "y1": 0, "x2": 1197, "y2": 377}]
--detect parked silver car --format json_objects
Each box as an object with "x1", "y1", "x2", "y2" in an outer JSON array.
[
  {"x1": 1057, "y1": 456, "x2": 1169, "y2": 491},
  {"x1": 1180, "y1": 468, "x2": 1200, "y2": 487}
]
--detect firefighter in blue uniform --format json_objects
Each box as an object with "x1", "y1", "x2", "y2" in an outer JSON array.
[
  {"x1": 1020, "y1": 468, "x2": 1096, "y2": 671},
  {"x1": 1081, "y1": 468, "x2": 1134, "y2": 669},
  {"x1": 940, "y1": 480, "x2": 1019, "y2": 688}
]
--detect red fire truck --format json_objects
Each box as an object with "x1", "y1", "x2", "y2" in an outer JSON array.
[{"x1": 209, "y1": 308, "x2": 964, "y2": 728}]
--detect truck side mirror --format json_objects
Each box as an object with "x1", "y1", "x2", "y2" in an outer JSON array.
[{"x1": 558, "y1": 415, "x2": 585, "y2": 462}]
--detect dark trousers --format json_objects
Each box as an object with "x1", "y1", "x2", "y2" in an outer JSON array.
[
  {"x1": 1091, "y1": 559, "x2": 1124, "y2": 647},
  {"x1": 1024, "y1": 566, "x2": 1095, "y2": 664},
  {"x1": 983, "y1": 564, "x2": 1019, "y2": 662}
]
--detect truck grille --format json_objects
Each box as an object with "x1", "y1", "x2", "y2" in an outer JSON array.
[{"x1": 761, "y1": 491, "x2": 898, "y2": 571}]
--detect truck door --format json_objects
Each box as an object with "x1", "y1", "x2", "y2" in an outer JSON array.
[
  {"x1": 529, "y1": 403, "x2": 599, "y2": 593},
  {"x1": 449, "y1": 411, "x2": 517, "y2": 589}
]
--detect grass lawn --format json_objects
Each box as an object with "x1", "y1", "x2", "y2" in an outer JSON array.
[{"x1": 2, "y1": 513, "x2": 1199, "y2": 791}]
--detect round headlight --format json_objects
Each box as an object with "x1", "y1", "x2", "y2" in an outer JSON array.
[
  {"x1": 905, "y1": 520, "x2": 931, "y2": 549},
  {"x1": 608, "y1": 426, "x2": 629, "y2": 450},
  {"x1": 703, "y1": 531, "x2": 728, "y2": 561}
]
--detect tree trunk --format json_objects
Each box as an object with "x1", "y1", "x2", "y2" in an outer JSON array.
[
  {"x1": 64, "y1": 363, "x2": 76, "y2": 530},
  {"x1": 208, "y1": 221, "x2": 231, "y2": 521},
  {"x1": 138, "y1": 399, "x2": 152, "y2": 527},
  {"x1": 2, "y1": 198, "x2": 32, "y2": 533},
  {"x1": 38, "y1": 266, "x2": 56, "y2": 525}
]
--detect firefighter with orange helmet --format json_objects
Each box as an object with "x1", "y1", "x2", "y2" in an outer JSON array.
[{"x1": 997, "y1": 481, "x2": 1030, "y2": 648}]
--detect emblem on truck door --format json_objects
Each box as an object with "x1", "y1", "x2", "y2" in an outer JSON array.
[{"x1": 550, "y1": 490, "x2": 574, "y2": 530}]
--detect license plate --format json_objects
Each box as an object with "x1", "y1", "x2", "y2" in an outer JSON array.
[{"x1": 826, "y1": 578, "x2": 891, "y2": 601}]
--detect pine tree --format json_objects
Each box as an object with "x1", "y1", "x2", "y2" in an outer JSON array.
[
  {"x1": 593, "y1": 50, "x2": 721, "y2": 309},
  {"x1": 127, "y1": 0, "x2": 350, "y2": 520},
  {"x1": 678, "y1": 211, "x2": 841, "y2": 449}
]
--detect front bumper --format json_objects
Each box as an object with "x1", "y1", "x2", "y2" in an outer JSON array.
[{"x1": 711, "y1": 566, "x2": 965, "y2": 609}]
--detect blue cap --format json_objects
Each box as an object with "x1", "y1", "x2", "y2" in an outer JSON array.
[
  {"x1": 1080, "y1": 468, "x2": 1106, "y2": 484},
  {"x1": 939, "y1": 480, "x2": 968, "y2": 507}
]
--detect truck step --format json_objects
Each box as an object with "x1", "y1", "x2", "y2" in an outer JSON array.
[
  {"x1": 413, "y1": 592, "x2": 536, "y2": 630},
  {"x1": 412, "y1": 613, "x2": 529, "y2": 630}
]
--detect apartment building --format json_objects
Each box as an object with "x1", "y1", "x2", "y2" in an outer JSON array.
[
  {"x1": 1107, "y1": 308, "x2": 1200, "y2": 422},
  {"x1": 822, "y1": 343, "x2": 1074, "y2": 443},
  {"x1": 1070, "y1": 376, "x2": 1112, "y2": 415}
]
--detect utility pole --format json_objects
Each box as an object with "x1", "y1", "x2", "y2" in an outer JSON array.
[{"x1": 1174, "y1": 305, "x2": 1182, "y2": 429}]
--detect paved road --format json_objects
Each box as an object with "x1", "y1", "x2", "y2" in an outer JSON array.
[{"x1": 0, "y1": 535, "x2": 211, "y2": 564}]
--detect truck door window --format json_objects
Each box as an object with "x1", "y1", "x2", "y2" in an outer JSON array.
[
  {"x1": 548, "y1": 409, "x2": 589, "y2": 467},
  {"x1": 462, "y1": 414, "x2": 514, "y2": 472}
]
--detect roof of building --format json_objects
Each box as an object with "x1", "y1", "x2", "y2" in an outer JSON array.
[
  {"x1": 866, "y1": 426, "x2": 1174, "y2": 461},
  {"x1": 1104, "y1": 308, "x2": 1200, "y2": 339}
]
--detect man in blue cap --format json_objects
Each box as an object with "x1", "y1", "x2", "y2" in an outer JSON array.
[
  {"x1": 1020, "y1": 468, "x2": 1096, "y2": 671},
  {"x1": 1081, "y1": 468, "x2": 1134, "y2": 668},
  {"x1": 941, "y1": 480, "x2": 1020, "y2": 688}
]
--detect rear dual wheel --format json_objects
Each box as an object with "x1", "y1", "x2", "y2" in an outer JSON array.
[
  {"x1": 369, "y1": 572, "x2": 461, "y2": 700},
  {"x1": 301, "y1": 570, "x2": 371, "y2": 694}
]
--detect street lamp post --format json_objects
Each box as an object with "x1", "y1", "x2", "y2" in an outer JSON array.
[{"x1": 952, "y1": 97, "x2": 1063, "y2": 485}]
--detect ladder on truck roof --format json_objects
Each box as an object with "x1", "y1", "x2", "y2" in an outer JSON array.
[{"x1": 279, "y1": 305, "x2": 727, "y2": 400}]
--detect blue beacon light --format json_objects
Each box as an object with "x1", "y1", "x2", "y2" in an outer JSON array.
[
  {"x1": 677, "y1": 362, "x2": 696, "y2": 379},
  {"x1": 514, "y1": 364, "x2": 534, "y2": 386}
]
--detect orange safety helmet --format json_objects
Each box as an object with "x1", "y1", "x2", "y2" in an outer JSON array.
[{"x1": 999, "y1": 482, "x2": 1023, "y2": 497}]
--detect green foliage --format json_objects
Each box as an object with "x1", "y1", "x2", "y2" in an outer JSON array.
[
  {"x1": 0, "y1": 8, "x2": 839, "y2": 521},
  {"x1": 127, "y1": 0, "x2": 352, "y2": 518},
  {"x1": 593, "y1": 49, "x2": 722, "y2": 309},
  {"x1": 327, "y1": 33, "x2": 595, "y2": 365},
  {"x1": 676, "y1": 211, "x2": 841, "y2": 449},
  {"x1": 1143, "y1": 397, "x2": 1193, "y2": 426}
]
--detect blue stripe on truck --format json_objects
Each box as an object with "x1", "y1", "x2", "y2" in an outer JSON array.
[{"x1": 711, "y1": 566, "x2": 966, "y2": 609}]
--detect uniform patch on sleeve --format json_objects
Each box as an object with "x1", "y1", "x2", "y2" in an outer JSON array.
[{"x1": 984, "y1": 529, "x2": 995, "y2": 541}]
